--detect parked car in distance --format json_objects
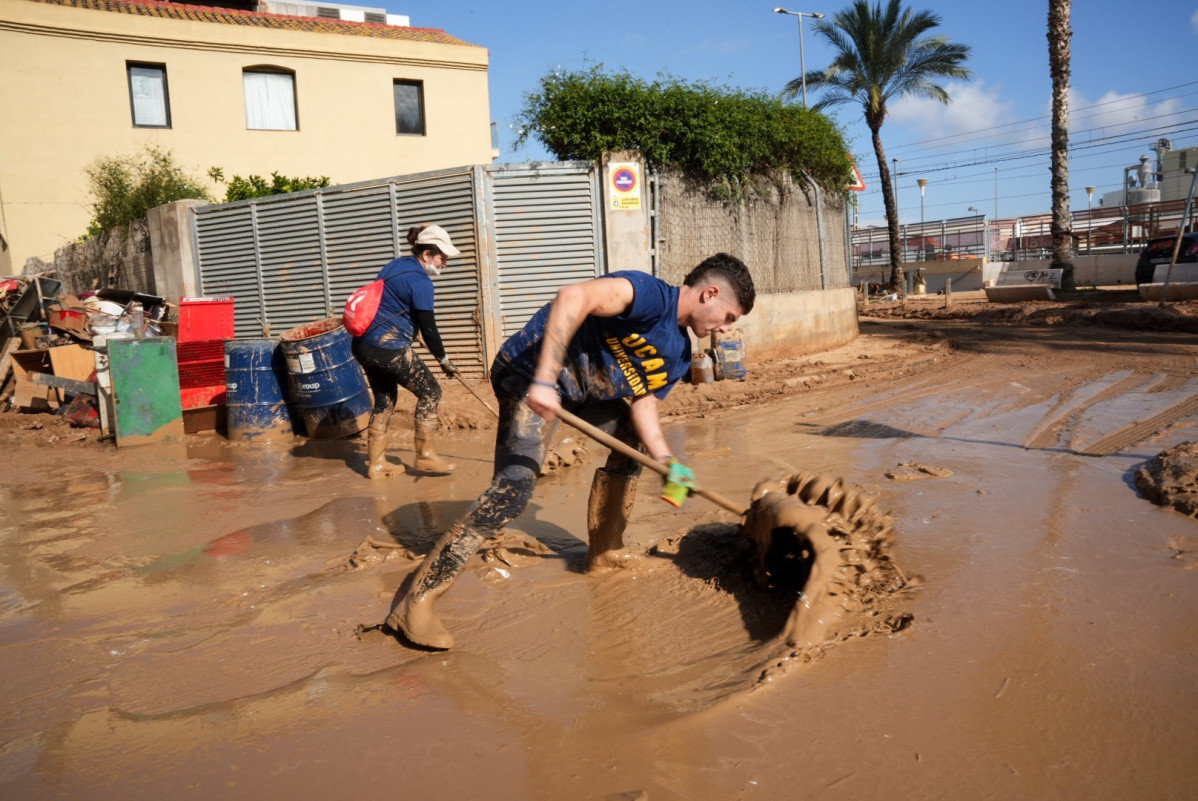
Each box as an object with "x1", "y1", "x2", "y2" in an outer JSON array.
[{"x1": 1136, "y1": 232, "x2": 1198, "y2": 284}]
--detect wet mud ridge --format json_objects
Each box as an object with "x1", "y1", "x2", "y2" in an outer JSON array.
[
  {"x1": 1136, "y1": 440, "x2": 1198, "y2": 518},
  {"x1": 739, "y1": 471, "x2": 918, "y2": 675},
  {"x1": 641, "y1": 469, "x2": 918, "y2": 699}
]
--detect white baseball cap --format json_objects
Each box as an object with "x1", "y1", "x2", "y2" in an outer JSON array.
[{"x1": 416, "y1": 224, "x2": 461, "y2": 257}]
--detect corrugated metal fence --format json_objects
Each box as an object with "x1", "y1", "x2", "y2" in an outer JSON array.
[{"x1": 193, "y1": 162, "x2": 603, "y2": 377}]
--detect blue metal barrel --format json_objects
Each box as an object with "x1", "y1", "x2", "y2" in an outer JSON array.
[
  {"x1": 278, "y1": 318, "x2": 371, "y2": 439},
  {"x1": 225, "y1": 339, "x2": 294, "y2": 441}
]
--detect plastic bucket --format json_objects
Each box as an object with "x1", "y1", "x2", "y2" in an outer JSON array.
[
  {"x1": 278, "y1": 318, "x2": 371, "y2": 439},
  {"x1": 714, "y1": 329, "x2": 747, "y2": 380},
  {"x1": 225, "y1": 339, "x2": 294, "y2": 441}
]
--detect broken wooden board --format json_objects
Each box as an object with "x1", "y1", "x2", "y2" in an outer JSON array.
[{"x1": 27, "y1": 372, "x2": 97, "y2": 396}]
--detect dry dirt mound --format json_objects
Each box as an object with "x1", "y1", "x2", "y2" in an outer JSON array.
[
  {"x1": 0, "y1": 410, "x2": 101, "y2": 446},
  {"x1": 862, "y1": 290, "x2": 1198, "y2": 332},
  {"x1": 1135, "y1": 441, "x2": 1198, "y2": 518}
]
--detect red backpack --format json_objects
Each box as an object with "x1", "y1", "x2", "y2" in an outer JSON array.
[{"x1": 343, "y1": 279, "x2": 384, "y2": 336}]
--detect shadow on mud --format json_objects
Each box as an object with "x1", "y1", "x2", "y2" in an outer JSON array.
[
  {"x1": 379, "y1": 500, "x2": 584, "y2": 558},
  {"x1": 290, "y1": 437, "x2": 366, "y2": 472},
  {"x1": 652, "y1": 523, "x2": 809, "y2": 643}
]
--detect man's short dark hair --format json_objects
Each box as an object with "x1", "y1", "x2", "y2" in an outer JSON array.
[{"x1": 683, "y1": 253, "x2": 755, "y2": 314}]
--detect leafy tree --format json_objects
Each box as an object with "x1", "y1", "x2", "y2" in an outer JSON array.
[
  {"x1": 83, "y1": 145, "x2": 210, "y2": 239},
  {"x1": 794, "y1": 0, "x2": 971, "y2": 292},
  {"x1": 207, "y1": 168, "x2": 331, "y2": 202},
  {"x1": 516, "y1": 66, "x2": 851, "y2": 196},
  {"x1": 1048, "y1": 0, "x2": 1075, "y2": 291}
]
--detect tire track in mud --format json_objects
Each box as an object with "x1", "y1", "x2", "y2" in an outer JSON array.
[
  {"x1": 800, "y1": 352, "x2": 1004, "y2": 430},
  {"x1": 1024, "y1": 371, "x2": 1152, "y2": 451},
  {"x1": 1149, "y1": 373, "x2": 1191, "y2": 393},
  {"x1": 1078, "y1": 391, "x2": 1198, "y2": 456}
]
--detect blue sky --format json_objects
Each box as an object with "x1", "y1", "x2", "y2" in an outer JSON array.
[{"x1": 385, "y1": 0, "x2": 1198, "y2": 226}]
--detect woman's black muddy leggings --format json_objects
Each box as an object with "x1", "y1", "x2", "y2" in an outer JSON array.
[
  {"x1": 351, "y1": 338, "x2": 441, "y2": 431},
  {"x1": 462, "y1": 363, "x2": 645, "y2": 533}
]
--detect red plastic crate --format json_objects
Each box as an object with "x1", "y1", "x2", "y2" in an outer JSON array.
[
  {"x1": 178, "y1": 359, "x2": 225, "y2": 389},
  {"x1": 176, "y1": 340, "x2": 225, "y2": 363},
  {"x1": 177, "y1": 336, "x2": 228, "y2": 410},
  {"x1": 180, "y1": 384, "x2": 227, "y2": 409},
  {"x1": 178, "y1": 297, "x2": 234, "y2": 343}
]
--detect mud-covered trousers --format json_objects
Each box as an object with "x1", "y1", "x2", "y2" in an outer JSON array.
[
  {"x1": 351, "y1": 339, "x2": 441, "y2": 431},
  {"x1": 463, "y1": 359, "x2": 646, "y2": 533}
]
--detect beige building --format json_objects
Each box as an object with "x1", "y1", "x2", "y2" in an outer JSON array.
[{"x1": 0, "y1": 0, "x2": 493, "y2": 274}]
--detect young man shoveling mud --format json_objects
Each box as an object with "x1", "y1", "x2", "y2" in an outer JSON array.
[{"x1": 385, "y1": 253, "x2": 756, "y2": 650}]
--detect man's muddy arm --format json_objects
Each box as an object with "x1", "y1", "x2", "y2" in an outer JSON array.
[
  {"x1": 628, "y1": 393, "x2": 672, "y2": 463},
  {"x1": 526, "y1": 277, "x2": 635, "y2": 419}
]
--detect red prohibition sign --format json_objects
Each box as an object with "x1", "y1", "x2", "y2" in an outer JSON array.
[{"x1": 612, "y1": 167, "x2": 637, "y2": 193}]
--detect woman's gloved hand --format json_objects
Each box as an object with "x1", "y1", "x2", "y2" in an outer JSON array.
[
  {"x1": 438, "y1": 356, "x2": 459, "y2": 377},
  {"x1": 659, "y1": 458, "x2": 696, "y2": 508}
]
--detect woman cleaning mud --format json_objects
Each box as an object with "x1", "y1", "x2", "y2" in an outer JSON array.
[{"x1": 352, "y1": 224, "x2": 461, "y2": 478}]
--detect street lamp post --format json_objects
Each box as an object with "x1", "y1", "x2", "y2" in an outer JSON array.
[
  {"x1": 1085, "y1": 186, "x2": 1095, "y2": 254},
  {"x1": 968, "y1": 207, "x2": 982, "y2": 259},
  {"x1": 892, "y1": 157, "x2": 902, "y2": 259},
  {"x1": 917, "y1": 178, "x2": 927, "y2": 259},
  {"x1": 994, "y1": 166, "x2": 999, "y2": 220},
  {"x1": 774, "y1": 8, "x2": 825, "y2": 109}
]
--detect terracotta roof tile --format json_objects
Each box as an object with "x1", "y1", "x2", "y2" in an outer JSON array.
[{"x1": 27, "y1": 0, "x2": 477, "y2": 46}]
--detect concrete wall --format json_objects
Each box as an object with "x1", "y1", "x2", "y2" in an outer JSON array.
[
  {"x1": 46, "y1": 221, "x2": 154, "y2": 296},
  {"x1": 984, "y1": 254, "x2": 1137, "y2": 287},
  {"x1": 857, "y1": 253, "x2": 1141, "y2": 292},
  {"x1": 856, "y1": 258, "x2": 985, "y2": 293},
  {"x1": 734, "y1": 286, "x2": 858, "y2": 363},
  {"x1": 0, "y1": 0, "x2": 492, "y2": 270}
]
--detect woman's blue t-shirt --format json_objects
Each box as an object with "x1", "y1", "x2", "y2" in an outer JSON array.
[
  {"x1": 498, "y1": 271, "x2": 691, "y2": 403},
  {"x1": 360, "y1": 255, "x2": 434, "y2": 350}
]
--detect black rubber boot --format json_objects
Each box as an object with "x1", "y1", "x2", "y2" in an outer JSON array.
[
  {"x1": 386, "y1": 522, "x2": 486, "y2": 649},
  {"x1": 584, "y1": 468, "x2": 639, "y2": 571}
]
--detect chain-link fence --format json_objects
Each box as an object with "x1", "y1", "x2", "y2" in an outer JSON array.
[{"x1": 655, "y1": 171, "x2": 848, "y2": 293}]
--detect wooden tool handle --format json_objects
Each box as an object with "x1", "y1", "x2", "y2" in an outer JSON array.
[
  {"x1": 455, "y1": 374, "x2": 499, "y2": 418},
  {"x1": 555, "y1": 408, "x2": 747, "y2": 515}
]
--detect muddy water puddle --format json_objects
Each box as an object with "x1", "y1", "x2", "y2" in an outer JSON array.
[{"x1": 2, "y1": 352, "x2": 1197, "y2": 799}]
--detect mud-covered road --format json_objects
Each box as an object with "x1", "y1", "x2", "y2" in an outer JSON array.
[{"x1": 1, "y1": 294, "x2": 1196, "y2": 800}]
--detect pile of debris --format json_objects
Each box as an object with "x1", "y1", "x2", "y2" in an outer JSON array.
[{"x1": 0, "y1": 273, "x2": 169, "y2": 430}]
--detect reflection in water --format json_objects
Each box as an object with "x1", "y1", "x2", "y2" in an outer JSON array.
[{"x1": 0, "y1": 471, "x2": 123, "y2": 617}]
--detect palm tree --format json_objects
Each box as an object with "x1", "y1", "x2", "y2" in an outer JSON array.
[
  {"x1": 788, "y1": 0, "x2": 970, "y2": 293},
  {"x1": 1048, "y1": 0, "x2": 1075, "y2": 291}
]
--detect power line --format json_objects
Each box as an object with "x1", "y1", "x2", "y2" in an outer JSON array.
[
  {"x1": 857, "y1": 122, "x2": 1198, "y2": 183},
  {"x1": 874, "y1": 106, "x2": 1198, "y2": 172},
  {"x1": 869, "y1": 80, "x2": 1198, "y2": 152}
]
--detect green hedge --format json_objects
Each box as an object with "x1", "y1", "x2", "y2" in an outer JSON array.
[{"x1": 516, "y1": 66, "x2": 851, "y2": 197}]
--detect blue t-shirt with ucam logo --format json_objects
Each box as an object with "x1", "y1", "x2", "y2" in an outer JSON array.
[
  {"x1": 498, "y1": 271, "x2": 691, "y2": 403},
  {"x1": 359, "y1": 255, "x2": 434, "y2": 350}
]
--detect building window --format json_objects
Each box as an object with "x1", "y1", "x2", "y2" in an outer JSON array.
[
  {"x1": 244, "y1": 68, "x2": 297, "y2": 131},
  {"x1": 127, "y1": 63, "x2": 170, "y2": 128},
  {"x1": 393, "y1": 80, "x2": 425, "y2": 136}
]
